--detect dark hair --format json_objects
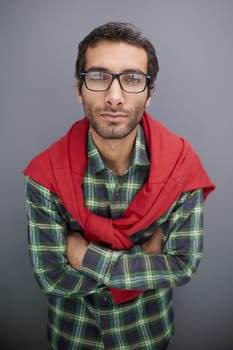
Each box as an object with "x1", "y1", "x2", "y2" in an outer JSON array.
[{"x1": 75, "y1": 22, "x2": 159, "y2": 93}]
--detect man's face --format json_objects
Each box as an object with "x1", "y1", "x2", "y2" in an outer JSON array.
[{"x1": 78, "y1": 40, "x2": 152, "y2": 140}]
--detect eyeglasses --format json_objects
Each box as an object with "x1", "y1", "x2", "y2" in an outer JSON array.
[{"x1": 81, "y1": 70, "x2": 151, "y2": 93}]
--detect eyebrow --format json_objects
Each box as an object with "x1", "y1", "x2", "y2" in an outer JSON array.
[{"x1": 85, "y1": 66, "x2": 147, "y2": 75}]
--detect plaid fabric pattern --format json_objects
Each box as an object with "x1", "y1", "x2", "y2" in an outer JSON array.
[
  {"x1": 25, "y1": 125, "x2": 204, "y2": 350},
  {"x1": 84, "y1": 125, "x2": 150, "y2": 219}
]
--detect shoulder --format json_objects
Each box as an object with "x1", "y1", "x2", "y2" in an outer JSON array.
[
  {"x1": 23, "y1": 118, "x2": 88, "y2": 190},
  {"x1": 142, "y1": 111, "x2": 186, "y2": 151}
]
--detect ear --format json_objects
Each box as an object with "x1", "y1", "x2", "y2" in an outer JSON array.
[
  {"x1": 76, "y1": 81, "x2": 83, "y2": 104},
  {"x1": 145, "y1": 95, "x2": 152, "y2": 107},
  {"x1": 77, "y1": 91, "x2": 83, "y2": 104},
  {"x1": 145, "y1": 88, "x2": 154, "y2": 107}
]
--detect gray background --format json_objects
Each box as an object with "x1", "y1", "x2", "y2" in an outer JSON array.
[{"x1": 0, "y1": 0, "x2": 232, "y2": 349}]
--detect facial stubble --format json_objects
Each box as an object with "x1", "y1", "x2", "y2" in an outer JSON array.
[{"x1": 82, "y1": 104, "x2": 147, "y2": 140}]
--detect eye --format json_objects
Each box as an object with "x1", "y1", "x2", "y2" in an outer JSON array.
[
  {"x1": 123, "y1": 73, "x2": 142, "y2": 84},
  {"x1": 88, "y1": 71, "x2": 108, "y2": 81}
]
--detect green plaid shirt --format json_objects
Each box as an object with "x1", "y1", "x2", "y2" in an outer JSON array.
[{"x1": 25, "y1": 125, "x2": 204, "y2": 350}]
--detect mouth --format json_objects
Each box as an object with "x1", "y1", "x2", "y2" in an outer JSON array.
[{"x1": 99, "y1": 113, "x2": 128, "y2": 123}]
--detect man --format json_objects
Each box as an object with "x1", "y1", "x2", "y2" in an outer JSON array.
[{"x1": 24, "y1": 22, "x2": 215, "y2": 350}]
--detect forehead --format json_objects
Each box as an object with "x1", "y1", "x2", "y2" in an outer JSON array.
[{"x1": 84, "y1": 40, "x2": 148, "y2": 73}]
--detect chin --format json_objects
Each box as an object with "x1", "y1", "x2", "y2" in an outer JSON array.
[{"x1": 94, "y1": 124, "x2": 137, "y2": 140}]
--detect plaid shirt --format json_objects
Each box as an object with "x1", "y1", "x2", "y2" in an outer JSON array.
[{"x1": 25, "y1": 125, "x2": 204, "y2": 350}]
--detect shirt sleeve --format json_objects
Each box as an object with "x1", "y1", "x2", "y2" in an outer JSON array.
[
  {"x1": 25, "y1": 176, "x2": 108, "y2": 298},
  {"x1": 80, "y1": 189, "x2": 204, "y2": 290}
]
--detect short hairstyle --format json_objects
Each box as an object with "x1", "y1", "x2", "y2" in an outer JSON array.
[{"x1": 75, "y1": 22, "x2": 159, "y2": 93}]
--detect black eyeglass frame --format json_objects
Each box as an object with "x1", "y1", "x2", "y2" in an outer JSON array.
[{"x1": 80, "y1": 70, "x2": 151, "y2": 93}]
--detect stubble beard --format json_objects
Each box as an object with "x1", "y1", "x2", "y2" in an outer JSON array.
[{"x1": 83, "y1": 105, "x2": 146, "y2": 140}]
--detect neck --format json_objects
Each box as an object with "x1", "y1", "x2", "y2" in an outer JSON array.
[{"x1": 90, "y1": 127, "x2": 138, "y2": 176}]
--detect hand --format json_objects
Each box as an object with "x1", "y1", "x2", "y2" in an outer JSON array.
[
  {"x1": 66, "y1": 231, "x2": 88, "y2": 270},
  {"x1": 142, "y1": 227, "x2": 162, "y2": 254}
]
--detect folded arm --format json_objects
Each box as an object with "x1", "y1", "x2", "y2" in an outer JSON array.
[
  {"x1": 66, "y1": 226, "x2": 162, "y2": 270},
  {"x1": 77, "y1": 189, "x2": 204, "y2": 290}
]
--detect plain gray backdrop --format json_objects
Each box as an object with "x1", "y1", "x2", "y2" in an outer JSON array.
[{"x1": 0, "y1": 0, "x2": 232, "y2": 349}]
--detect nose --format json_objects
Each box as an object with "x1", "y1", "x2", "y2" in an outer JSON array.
[{"x1": 104, "y1": 78, "x2": 125, "y2": 107}]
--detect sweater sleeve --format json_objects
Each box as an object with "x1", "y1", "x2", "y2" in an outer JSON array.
[{"x1": 80, "y1": 189, "x2": 204, "y2": 290}]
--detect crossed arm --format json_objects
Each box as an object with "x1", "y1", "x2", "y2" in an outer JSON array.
[
  {"x1": 25, "y1": 176, "x2": 204, "y2": 297},
  {"x1": 66, "y1": 228, "x2": 162, "y2": 271}
]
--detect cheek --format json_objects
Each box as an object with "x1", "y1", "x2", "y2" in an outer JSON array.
[
  {"x1": 133, "y1": 94, "x2": 150, "y2": 109},
  {"x1": 81, "y1": 90, "x2": 105, "y2": 107}
]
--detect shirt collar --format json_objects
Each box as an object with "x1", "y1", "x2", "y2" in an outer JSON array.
[
  {"x1": 87, "y1": 124, "x2": 150, "y2": 174},
  {"x1": 132, "y1": 123, "x2": 150, "y2": 167}
]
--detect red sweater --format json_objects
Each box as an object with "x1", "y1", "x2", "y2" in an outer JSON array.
[{"x1": 24, "y1": 112, "x2": 215, "y2": 303}]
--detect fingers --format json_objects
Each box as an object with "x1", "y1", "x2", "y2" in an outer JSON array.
[{"x1": 66, "y1": 232, "x2": 88, "y2": 270}]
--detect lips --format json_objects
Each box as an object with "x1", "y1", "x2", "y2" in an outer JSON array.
[{"x1": 100, "y1": 113, "x2": 128, "y2": 122}]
